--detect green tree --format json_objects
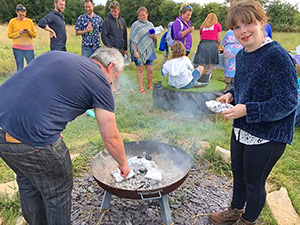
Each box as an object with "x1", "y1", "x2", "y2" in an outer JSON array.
[
  {"x1": 144, "y1": 0, "x2": 164, "y2": 26},
  {"x1": 64, "y1": 0, "x2": 85, "y2": 24},
  {"x1": 266, "y1": 0, "x2": 299, "y2": 32},
  {"x1": 158, "y1": 0, "x2": 180, "y2": 26},
  {"x1": 198, "y1": 3, "x2": 227, "y2": 29}
]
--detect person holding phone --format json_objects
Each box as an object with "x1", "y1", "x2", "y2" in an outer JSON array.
[{"x1": 7, "y1": 4, "x2": 36, "y2": 71}]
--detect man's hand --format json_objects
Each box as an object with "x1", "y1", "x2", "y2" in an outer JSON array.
[
  {"x1": 118, "y1": 164, "x2": 130, "y2": 178},
  {"x1": 86, "y1": 24, "x2": 93, "y2": 33},
  {"x1": 49, "y1": 30, "x2": 57, "y2": 38},
  {"x1": 221, "y1": 104, "x2": 247, "y2": 119},
  {"x1": 216, "y1": 92, "x2": 233, "y2": 104}
]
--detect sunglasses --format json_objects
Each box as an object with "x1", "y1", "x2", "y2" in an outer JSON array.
[
  {"x1": 16, "y1": 6, "x2": 26, "y2": 11},
  {"x1": 182, "y1": 5, "x2": 193, "y2": 13},
  {"x1": 110, "y1": 1, "x2": 119, "y2": 7}
]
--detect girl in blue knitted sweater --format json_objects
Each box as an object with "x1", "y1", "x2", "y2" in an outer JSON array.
[{"x1": 209, "y1": 1, "x2": 298, "y2": 225}]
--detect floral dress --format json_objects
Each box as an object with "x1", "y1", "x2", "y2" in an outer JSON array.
[{"x1": 221, "y1": 30, "x2": 243, "y2": 78}]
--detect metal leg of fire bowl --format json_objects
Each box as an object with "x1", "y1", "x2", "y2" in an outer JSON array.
[
  {"x1": 100, "y1": 191, "x2": 112, "y2": 212},
  {"x1": 158, "y1": 194, "x2": 174, "y2": 225}
]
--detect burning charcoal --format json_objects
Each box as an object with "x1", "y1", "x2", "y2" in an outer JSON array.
[
  {"x1": 143, "y1": 152, "x2": 152, "y2": 160},
  {"x1": 205, "y1": 100, "x2": 233, "y2": 113},
  {"x1": 138, "y1": 168, "x2": 148, "y2": 174}
]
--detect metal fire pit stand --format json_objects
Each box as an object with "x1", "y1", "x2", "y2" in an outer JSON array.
[{"x1": 100, "y1": 191, "x2": 174, "y2": 225}]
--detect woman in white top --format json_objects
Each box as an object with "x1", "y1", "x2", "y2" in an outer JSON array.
[{"x1": 162, "y1": 42, "x2": 209, "y2": 89}]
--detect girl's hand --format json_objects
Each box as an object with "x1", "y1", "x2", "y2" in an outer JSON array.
[
  {"x1": 216, "y1": 92, "x2": 233, "y2": 104},
  {"x1": 221, "y1": 104, "x2": 246, "y2": 119}
]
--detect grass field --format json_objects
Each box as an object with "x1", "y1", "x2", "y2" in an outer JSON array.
[{"x1": 0, "y1": 23, "x2": 300, "y2": 224}]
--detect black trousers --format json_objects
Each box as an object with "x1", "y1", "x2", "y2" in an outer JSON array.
[{"x1": 230, "y1": 130, "x2": 286, "y2": 222}]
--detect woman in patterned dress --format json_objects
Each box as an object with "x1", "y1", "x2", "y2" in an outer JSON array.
[{"x1": 221, "y1": 29, "x2": 243, "y2": 90}]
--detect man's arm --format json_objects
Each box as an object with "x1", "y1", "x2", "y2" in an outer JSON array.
[
  {"x1": 101, "y1": 20, "x2": 113, "y2": 47},
  {"x1": 38, "y1": 12, "x2": 57, "y2": 38},
  {"x1": 123, "y1": 19, "x2": 128, "y2": 52},
  {"x1": 75, "y1": 16, "x2": 92, "y2": 36},
  {"x1": 94, "y1": 108, "x2": 130, "y2": 177}
]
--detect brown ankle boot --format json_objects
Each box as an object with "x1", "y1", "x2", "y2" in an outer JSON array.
[
  {"x1": 209, "y1": 205, "x2": 244, "y2": 225},
  {"x1": 233, "y1": 216, "x2": 256, "y2": 225}
]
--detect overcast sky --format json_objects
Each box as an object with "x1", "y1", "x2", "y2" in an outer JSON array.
[{"x1": 93, "y1": 0, "x2": 299, "y2": 8}]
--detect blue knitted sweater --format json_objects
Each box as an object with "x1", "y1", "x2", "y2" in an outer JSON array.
[{"x1": 229, "y1": 41, "x2": 298, "y2": 144}]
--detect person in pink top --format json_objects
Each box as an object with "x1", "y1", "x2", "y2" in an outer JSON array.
[
  {"x1": 194, "y1": 13, "x2": 222, "y2": 77},
  {"x1": 7, "y1": 4, "x2": 36, "y2": 71}
]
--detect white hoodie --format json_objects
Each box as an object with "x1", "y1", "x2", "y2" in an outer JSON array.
[{"x1": 162, "y1": 56, "x2": 194, "y2": 88}]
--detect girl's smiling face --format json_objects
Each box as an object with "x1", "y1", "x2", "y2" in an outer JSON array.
[{"x1": 233, "y1": 20, "x2": 265, "y2": 52}]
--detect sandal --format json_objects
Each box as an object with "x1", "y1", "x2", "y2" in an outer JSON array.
[
  {"x1": 194, "y1": 81, "x2": 208, "y2": 87},
  {"x1": 112, "y1": 90, "x2": 121, "y2": 94},
  {"x1": 147, "y1": 86, "x2": 153, "y2": 91},
  {"x1": 139, "y1": 87, "x2": 146, "y2": 93}
]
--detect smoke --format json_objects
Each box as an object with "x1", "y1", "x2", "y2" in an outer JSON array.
[{"x1": 114, "y1": 70, "x2": 222, "y2": 156}]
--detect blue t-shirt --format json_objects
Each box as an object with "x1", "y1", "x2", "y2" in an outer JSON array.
[
  {"x1": 75, "y1": 13, "x2": 103, "y2": 49},
  {"x1": 0, "y1": 51, "x2": 114, "y2": 146}
]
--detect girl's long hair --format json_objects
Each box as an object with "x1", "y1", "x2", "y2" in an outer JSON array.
[{"x1": 200, "y1": 13, "x2": 218, "y2": 29}]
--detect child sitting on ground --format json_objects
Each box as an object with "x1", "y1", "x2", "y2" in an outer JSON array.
[{"x1": 162, "y1": 41, "x2": 210, "y2": 89}]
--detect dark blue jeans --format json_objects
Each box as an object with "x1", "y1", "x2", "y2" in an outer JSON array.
[
  {"x1": 0, "y1": 129, "x2": 73, "y2": 225},
  {"x1": 81, "y1": 46, "x2": 97, "y2": 58},
  {"x1": 230, "y1": 130, "x2": 285, "y2": 222},
  {"x1": 13, "y1": 48, "x2": 34, "y2": 71},
  {"x1": 295, "y1": 101, "x2": 300, "y2": 126}
]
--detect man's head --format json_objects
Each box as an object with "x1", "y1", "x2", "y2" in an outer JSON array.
[
  {"x1": 54, "y1": 0, "x2": 66, "y2": 13},
  {"x1": 109, "y1": 1, "x2": 120, "y2": 19},
  {"x1": 90, "y1": 48, "x2": 124, "y2": 84},
  {"x1": 84, "y1": 0, "x2": 94, "y2": 16}
]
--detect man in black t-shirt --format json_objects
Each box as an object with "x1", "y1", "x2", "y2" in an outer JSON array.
[{"x1": 0, "y1": 48, "x2": 130, "y2": 225}]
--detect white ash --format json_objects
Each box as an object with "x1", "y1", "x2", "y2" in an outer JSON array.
[{"x1": 206, "y1": 100, "x2": 233, "y2": 113}]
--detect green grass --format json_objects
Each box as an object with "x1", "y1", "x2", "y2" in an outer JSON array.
[
  {"x1": 161, "y1": 77, "x2": 226, "y2": 92},
  {"x1": 0, "y1": 24, "x2": 300, "y2": 224}
]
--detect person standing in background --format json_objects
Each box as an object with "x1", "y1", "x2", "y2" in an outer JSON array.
[
  {"x1": 7, "y1": 4, "x2": 36, "y2": 71},
  {"x1": 172, "y1": 3, "x2": 194, "y2": 56},
  {"x1": 75, "y1": 0, "x2": 104, "y2": 58},
  {"x1": 101, "y1": 1, "x2": 127, "y2": 93},
  {"x1": 221, "y1": 29, "x2": 243, "y2": 90},
  {"x1": 264, "y1": 23, "x2": 272, "y2": 38},
  {"x1": 129, "y1": 6, "x2": 157, "y2": 93},
  {"x1": 38, "y1": 0, "x2": 67, "y2": 51},
  {"x1": 194, "y1": 13, "x2": 222, "y2": 78}
]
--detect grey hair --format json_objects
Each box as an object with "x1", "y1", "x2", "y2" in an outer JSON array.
[{"x1": 90, "y1": 48, "x2": 124, "y2": 72}]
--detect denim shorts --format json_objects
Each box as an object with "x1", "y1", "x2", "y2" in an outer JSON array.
[
  {"x1": 181, "y1": 68, "x2": 201, "y2": 89},
  {"x1": 131, "y1": 52, "x2": 156, "y2": 66}
]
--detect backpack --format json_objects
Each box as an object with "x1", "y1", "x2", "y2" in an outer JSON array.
[{"x1": 165, "y1": 19, "x2": 184, "y2": 47}]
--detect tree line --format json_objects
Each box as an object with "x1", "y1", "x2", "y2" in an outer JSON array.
[{"x1": 0, "y1": 0, "x2": 299, "y2": 32}]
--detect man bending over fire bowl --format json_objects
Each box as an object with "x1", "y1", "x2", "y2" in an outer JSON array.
[{"x1": 0, "y1": 48, "x2": 130, "y2": 225}]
